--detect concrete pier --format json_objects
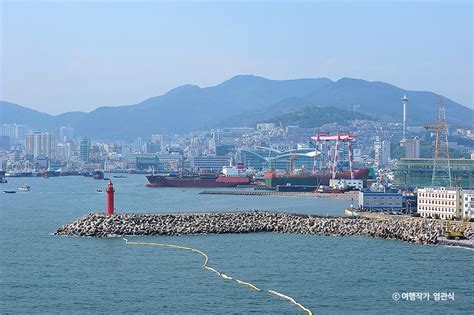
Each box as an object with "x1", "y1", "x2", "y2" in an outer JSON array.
[{"x1": 199, "y1": 190, "x2": 356, "y2": 199}]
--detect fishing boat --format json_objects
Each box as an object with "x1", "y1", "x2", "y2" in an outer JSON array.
[{"x1": 18, "y1": 183, "x2": 31, "y2": 191}]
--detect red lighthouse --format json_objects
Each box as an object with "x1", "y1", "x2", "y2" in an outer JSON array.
[{"x1": 106, "y1": 180, "x2": 115, "y2": 215}]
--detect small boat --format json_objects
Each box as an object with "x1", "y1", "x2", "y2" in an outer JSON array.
[
  {"x1": 113, "y1": 175, "x2": 127, "y2": 178},
  {"x1": 3, "y1": 190, "x2": 16, "y2": 194},
  {"x1": 0, "y1": 178, "x2": 7, "y2": 184},
  {"x1": 103, "y1": 178, "x2": 110, "y2": 181},
  {"x1": 93, "y1": 170, "x2": 105, "y2": 180},
  {"x1": 19, "y1": 183, "x2": 31, "y2": 191},
  {"x1": 96, "y1": 188, "x2": 103, "y2": 193}
]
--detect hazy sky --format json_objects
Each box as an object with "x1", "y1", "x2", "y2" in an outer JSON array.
[{"x1": 1, "y1": 0, "x2": 472, "y2": 114}]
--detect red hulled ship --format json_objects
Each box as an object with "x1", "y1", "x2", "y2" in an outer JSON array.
[{"x1": 146, "y1": 166, "x2": 251, "y2": 188}]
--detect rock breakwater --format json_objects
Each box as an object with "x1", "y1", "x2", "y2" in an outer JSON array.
[{"x1": 56, "y1": 211, "x2": 472, "y2": 246}]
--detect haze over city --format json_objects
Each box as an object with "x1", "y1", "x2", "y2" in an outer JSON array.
[{"x1": 1, "y1": 0, "x2": 472, "y2": 114}]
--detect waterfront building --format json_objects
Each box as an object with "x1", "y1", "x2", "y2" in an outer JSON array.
[
  {"x1": 358, "y1": 190, "x2": 403, "y2": 211},
  {"x1": 417, "y1": 187, "x2": 462, "y2": 220},
  {"x1": 240, "y1": 146, "x2": 315, "y2": 171},
  {"x1": 394, "y1": 158, "x2": 474, "y2": 189},
  {"x1": 80, "y1": 138, "x2": 91, "y2": 163},
  {"x1": 135, "y1": 154, "x2": 159, "y2": 171},
  {"x1": 191, "y1": 156, "x2": 231, "y2": 171},
  {"x1": 135, "y1": 153, "x2": 182, "y2": 172},
  {"x1": 25, "y1": 131, "x2": 52, "y2": 159},
  {"x1": 158, "y1": 154, "x2": 182, "y2": 172},
  {"x1": 461, "y1": 191, "x2": 474, "y2": 219}
]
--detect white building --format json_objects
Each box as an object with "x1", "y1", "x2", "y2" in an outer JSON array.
[
  {"x1": 461, "y1": 191, "x2": 474, "y2": 219},
  {"x1": 417, "y1": 187, "x2": 462, "y2": 220},
  {"x1": 25, "y1": 131, "x2": 52, "y2": 159},
  {"x1": 374, "y1": 137, "x2": 390, "y2": 167},
  {"x1": 330, "y1": 179, "x2": 364, "y2": 190}
]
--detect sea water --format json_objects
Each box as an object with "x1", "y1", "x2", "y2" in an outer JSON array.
[{"x1": 1, "y1": 175, "x2": 472, "y2": 313}]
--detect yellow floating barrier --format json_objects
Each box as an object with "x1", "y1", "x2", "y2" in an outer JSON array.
[{"x1": 122, "y1": 238, "x2": 312, "y2": 314}]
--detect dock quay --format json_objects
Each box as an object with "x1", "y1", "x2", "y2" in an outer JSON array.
[
  {"x1": 199, "y1": 190, "x2": 356, "y2": 199},
  {"x1": 56, "y1": 211, "x2": 473, "y2": 248}
]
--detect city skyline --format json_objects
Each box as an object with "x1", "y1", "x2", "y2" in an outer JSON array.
[{"x1": 1, "y1": 0, "x2": 472, "y2": 114}]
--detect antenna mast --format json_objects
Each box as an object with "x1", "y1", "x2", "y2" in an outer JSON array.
[{"x1": 431, "y1": 96, "x2": 452, "y2": 186}]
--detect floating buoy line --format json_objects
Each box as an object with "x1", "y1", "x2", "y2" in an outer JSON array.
[{"x1": 122, "y1": 238, "x2": 312, "y2": 315}]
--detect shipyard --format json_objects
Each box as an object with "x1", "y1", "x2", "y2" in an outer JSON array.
[{"x1": 2, "y1": 1, "x2": 474, "y2": 313}]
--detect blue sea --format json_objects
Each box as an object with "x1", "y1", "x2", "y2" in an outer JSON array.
[{"x1": 1, "y1": 175, "x2": 472, "y2": 314}]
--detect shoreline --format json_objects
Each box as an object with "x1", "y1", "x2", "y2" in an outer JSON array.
[{"x1": 56, "y1": 211, "x2": 473, "y2": 249}]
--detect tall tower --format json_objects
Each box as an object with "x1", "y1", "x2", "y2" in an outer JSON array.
[
  {"x1": 431, "y1": 96, "x2": 452, "y2": 187},
  {"x1": 401, "y1": 94, "x2": 408, "y2": 140}
]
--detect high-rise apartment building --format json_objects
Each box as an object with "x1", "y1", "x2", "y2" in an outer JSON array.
[
  {"x1": 374, "y1": 137, "x2": 391, "y2": 167},
  {"x1": 25, "y1": 131, "x2": 52, "y2": 159},
  {"x1": 80, "y1": 138, "x2": 91, "y2": 163},
  {"x1": 59, "y1": 127, "x2": 74, "y2": 142},
  {"x1": 401, "y1": 137, "x2": 420, "y2": 159}
]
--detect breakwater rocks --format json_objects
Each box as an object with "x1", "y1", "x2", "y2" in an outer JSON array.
[{"x1": 56, "y1": 211, "x2": 472, "y2": 246}]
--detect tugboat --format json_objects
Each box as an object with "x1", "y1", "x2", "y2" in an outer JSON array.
[{"x1": 18, "y1": 183, "x2": 31, "y2": 191}]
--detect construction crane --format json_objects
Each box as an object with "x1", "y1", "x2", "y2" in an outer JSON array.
[{"x1": 424, "y1": 125, "x2": 474, "y2": 131}]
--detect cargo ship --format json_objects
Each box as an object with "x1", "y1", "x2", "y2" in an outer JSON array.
[
  {"x1": 265, "y1": 168, "x2": 370, "y2": 188},
  {"x1": 146, "y1": 166, "x2": 251, "y2": 188}
]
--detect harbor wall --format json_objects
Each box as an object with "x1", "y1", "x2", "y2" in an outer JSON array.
[{"x1": 56, "y1": 211, "x2": 473, "y2": 247}]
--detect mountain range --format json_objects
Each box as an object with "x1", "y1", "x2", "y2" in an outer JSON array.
[{"x1": 1, "y1": 75, "x2": 472, "y2": 140}]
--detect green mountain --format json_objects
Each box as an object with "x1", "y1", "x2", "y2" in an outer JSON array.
[
  {"x1": 265, "y1": 106, "x2": 375, "y2": 128},
  {"x1": 1, "y1": 75, "x2": 472, "y2": 139}
]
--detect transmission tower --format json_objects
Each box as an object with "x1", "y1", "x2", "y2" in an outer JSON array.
[{"x1": 431, "y1": 96, "x2": 452, "y2": 186}]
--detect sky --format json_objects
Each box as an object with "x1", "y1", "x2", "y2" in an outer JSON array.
[{"x1": 0, "y1": 0, "x2": 472, "y2": 115}]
